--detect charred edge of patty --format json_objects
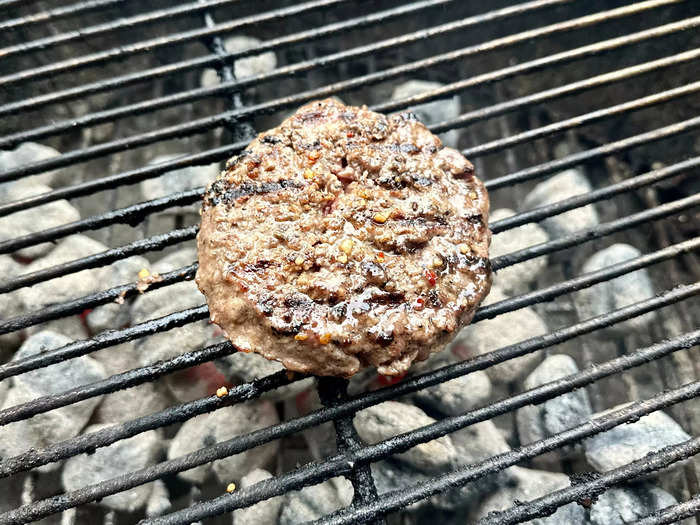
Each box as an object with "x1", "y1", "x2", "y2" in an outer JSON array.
[{"x1": 204, "y1": 179, "x2": 300, "y2": 207}]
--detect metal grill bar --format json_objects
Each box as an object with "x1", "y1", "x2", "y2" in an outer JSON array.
[
  {"x1": 0, "y1": 144, "x2": 243, "y2": 218},
  {"x1": 0, "y1": 341, "x2": 235, "y2": 426},
  {"x1": 0, "y1": 0, "x2": 125, "y2": 31},
  {"x1": 0, "y1": 0, "x2": 28, "y2": 11},
  {"x1": 0, "y1": 263, "x2": 197, "y2": 336},
  {"x1": 318, "y1": 377, "x2": 382, "y2": 524},
  {"x1": 0, "y1": 0, "x2": 354, "y2": 86},
  {"x1": 463, "y1": 80, "x2": 700, "y2": 158},
  {"x1": 0, "y1": 237, "x2": 693, "y2": 431},
  {"x1": 0, "y1": 225, "x2": 198, "y2": 295},
  {"x1": 491, "y1": 193, "x2": 700, "y2": 270},
  {"x1": 0, "y1": 189, "x2": 203, "y2": 254},
  {"x1": 2, "y1": 286, "x2": 696, "y2": 523},
  {"x1": 0, "y1": 304, "x2": 209, "y2": 381},
  {"x1": 308, "y1": 388, "x2": 700, "y2": 525},
  {"x1": 489, "y1": 157, "x2": 700, "y2": 233},
  {"x1": 485, "y1": 115, "x2": 700, "y2": 189},
  {"x1": 1, "y1": 6, "x2": 694, "y2": 177},
  {"x1": 0, "y1": 0, "x2": 243, "y2": 57},
  {"x1": 478, "y1": 439, "x2": 700, "y2": 525},
  {"x1": 633, "y1": 495, "x2": 700, "y2": 525},
  {"x1": 0, "y1": 0, "x2": 465, "y2": 118},
  {"x1": 146, "y1": 341, "x2": 700, "y2": 524}
]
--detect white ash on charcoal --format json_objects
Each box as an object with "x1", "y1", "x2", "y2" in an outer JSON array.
[
  {"x1": 474, "y1": 466, "x2": 587, "y2": 524},
  {"x1": 91, "y1": 341, "x2": 172, "y2": 424},
  {"x1": 0, "y1": 254, "x2": 24, "y2": 354},
  {"x1": 390, "y1": 80, "x2": 461, "y2": 148},
  {"x1": 588, "y1": 484, "x2": 694, "y2": 525},
  {"x1": 353, "y1": 400, "x2": 458, "y2": 474},
  {"x1": 410, "y1": 352, "x2": 492, "y2": 416},
  {"x1": 215, "y1": 351, "x2": 314, "y2": 402},
  {"x1": 278, "y1": 477, "x2": 353, "y2": 525},
  {"x1": 200, "y1": 35, "x2": 278, "y2": 87},
  {"x1": 231, "y1": 468, "x2": 284, "y2": 525},
  {"x1": 61, "y1": 424, "x2": 162, "y2": 513},
  {"x1": 489, "y1": 208, "x2": 549, "y2": 295},
  {"x1": 86, "y1": 254, "x2": 150, "y2": 333},
  {"x1": 0, "y1": 331, "x2": 106, "y2": 473},
  {"x1": 574, "y1": 243, "x2": 657, "y2": 334},
  {"x1": 167, "y1": 399, "x2": 279, "y2": 485},
  {"x1": 450, "y1": 285, "x2": 548, "y2": 385},
  {"x1": 584, "y1": 406, "x2": 691, "y2": 476},
  {"x1": 516, "y1": 355, "x2": 592, "y2": 465},
  {"x1": 0, "y1": 142, "x2": 63, "y2": 187},
  {"x1": 0, "y1": 180, "x2": 80, "y2": 260},
  {"x1": 141, "y1": 155, "x2": 219, "y2": 214},
  {"x1": 522, "y1": 168, "x2": 600, "y2": 240},
  {"x1": 145, "y1": 480, "x2": 172, "y2": 518}
]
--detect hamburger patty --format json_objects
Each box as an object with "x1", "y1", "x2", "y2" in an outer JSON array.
[{"x1": 196, "y1": 99, "x2": 491, "y2": 377}]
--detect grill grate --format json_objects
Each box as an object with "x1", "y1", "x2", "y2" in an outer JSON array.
[{"x1": 0, "y1": 0, "x2": 698, "y2": 524}]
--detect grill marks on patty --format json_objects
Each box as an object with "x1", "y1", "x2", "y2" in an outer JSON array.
[{"x1": 205, "y1": 178, "x2": 300, "y2": 207}]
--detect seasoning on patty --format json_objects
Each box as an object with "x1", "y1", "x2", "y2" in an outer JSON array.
[{"x1": 196, "y1": 98, "x2": 491, "y2": 378}]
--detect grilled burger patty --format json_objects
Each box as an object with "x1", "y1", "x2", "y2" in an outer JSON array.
[{"x1": 196, "y1": 99, "x2": 491, "y2": 377}]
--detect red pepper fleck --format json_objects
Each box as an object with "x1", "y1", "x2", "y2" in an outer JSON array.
[
  {"x1": 413, "y1": 297, "x2": 425, "y2": 311},
  {"x1": 346, "y1": 131, "x2": 354, "y2": 138},
  {"x1": 424, "y1": 269, "x2": 437, "y2": 286}
]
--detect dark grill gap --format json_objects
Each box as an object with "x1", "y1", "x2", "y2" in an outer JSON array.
[{"x1": 0, "y1": 1, "x2": 698, "y2": 525}]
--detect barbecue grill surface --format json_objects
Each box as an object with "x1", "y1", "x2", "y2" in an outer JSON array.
[{"x1": 0, "y1": 1, "x2": 698, "y2": 524}]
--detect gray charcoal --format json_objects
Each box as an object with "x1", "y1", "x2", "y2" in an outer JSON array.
[
  {"x1": 92, "y1": 342, "x2": 171, "y2": 423},
  {"x1": 216, "y1": 351, "x2": 314, "y2": 401},
  {"x1": 0, "y1": 180, "x2": 80, "y2": 259},
  {"x1": 168, "y1": 400, "x2": 279, "y2": 485},
  {"x1": 145, "y1": 480, "x2": 172, "y2": 518},
  {"x1": 588, "y1": 484, "x2": 693, "y2": 525},
  {"x1": 451, "y1": 286, "x2": 547, "y2": 384},
  {"x1": 437, "y1": 421, "x2": 513, "y2": 510},
  {"x1": 574, "y1": 243, "x2": 656, "y2": 333},
  {"x1": 0, "y1": 142, "x2": 62, "y2": 187},
  {"x1": 413, "y1": 361, "x2": 491, "y2": 416},
  {"x1": 200, "y1": 35, "x2": 277, "y2": 90},
  {"x1": 141, "y1": 155, "x2": 219, "y2": 213},
  {"x1": 489, "y1": 208, "x2": 549, "y2": 295},
  {"x1": 17, "y1": 235, "x2": 108, "y2": 310},
  {"x1": 584, "y1": 406, "x2": 691, "y2": 474},
  {"x1": 62, "y1": 424, "x2": 161, "y2": 512},
  {"x1": 475, "y1": 466, "x2": 587, "y2": 524},
  {"x1": 232, "y1": 469, "x2": 283, "y2": 525},
  {"x1": 391, "y1": 80, "x2": 461, "y2": 148},
  {"x1": 522, "y1": 168, "x2": 599, "y2": 239},
  {"x1": 0, "y1": 331, "x2": 106, "y2": 472},
  {"x1": 87, "y1": 255, "x2": 150, "y2": 333},
  {"x1": 278, "y1": 477, "x2": 352, "y2": 525},
  {"x1": 516, "y1": 355, "x2": 592, "y2": 450},
  {"x1": 353, "y1": 400, "x2": 458, "y2": 473},
  {"x1": 370, "y1": 460, "x2": 431, "y2": 511}
]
